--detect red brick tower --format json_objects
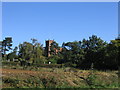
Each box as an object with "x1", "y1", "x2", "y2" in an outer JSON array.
[{"x1": 45, "y1": 40, "x2": 54, "y2": 57}]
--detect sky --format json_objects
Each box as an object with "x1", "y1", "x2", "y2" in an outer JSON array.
[{"x1": 2, "y1": 2, "x2": 118, "y2": 48}]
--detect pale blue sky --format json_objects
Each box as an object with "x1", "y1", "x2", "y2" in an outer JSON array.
[{"x1": 2, "y1": 2, "x2": 118, "y2": 48}]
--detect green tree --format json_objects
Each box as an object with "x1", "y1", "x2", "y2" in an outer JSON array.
[
  {"x1": 7, "y1": 46, "x2": 18, "y2": 61},
  {"x1": 61, "y1": 41, "x2": 83, "y2": 66},
  {"x1": 50, "y1": 41, "x2": 60, "y2": 55},
  {"x1": 2, "y1": 37, "x2": 12, "y2": 60},
  {"x1": 18, "y1": 42, "x2": 33, "y2": 62},
  {"x1": 61, "y1": 35, "x2": 107, "y2": 69},
  {"x1": 103, "y1": 39, "x2": 119, "y2": 70},
  {"x1": 91, "y1": 38, "x2": 119, "y2": 70},
  {"x1": 33, "y1": 42, "x2": 45, "y2": 64},
  {"x1": 80, "y1": 35, "x2": 107, "y2": 69},
  {"x1": 18, "y1": 40, "x2": 45, "y2": 65}
]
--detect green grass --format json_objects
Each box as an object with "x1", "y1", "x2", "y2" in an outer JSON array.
[{"x1": 2, "y1": 63, "x2": 119, "y2": 88}]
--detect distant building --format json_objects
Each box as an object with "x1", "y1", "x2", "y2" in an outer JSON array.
[
  {"x1": 45, "y1": 40, "x2": 63, "y2": 57},
  {"x1": 45, "y1": 40, "x2": 54, "y2": 57}
]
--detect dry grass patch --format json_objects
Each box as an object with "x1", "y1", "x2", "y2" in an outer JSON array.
[{"x1": 2, "y1": 68, "x2": 119, "y2": 88}]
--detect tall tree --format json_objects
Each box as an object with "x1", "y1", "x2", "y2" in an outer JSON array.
[
  {"x1": 2, "y1": 37, "x2": 12, "y2": 60},
  {"x1": 18, "y1": 40, "x2": 45, "y2": 64},
  {"x1": 61, "y1": 41, "x2": 83, "y2": 65},
  {"x1": 33, "y1": 42, "x2": 45, "y2": 63},
  {"x1": 80, "y1": 35, "x2": 107, "y2": 69},
  {"x1": 103, "y1": 39, "x2": 120, "y2": 70},
  {"x1": 18, "y1": 42, "x2": 34, "y2": 62}
]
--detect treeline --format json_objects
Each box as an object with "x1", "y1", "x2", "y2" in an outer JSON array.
[{"x1": 1, "y1": 35, "x2": 119, "y2": 70}]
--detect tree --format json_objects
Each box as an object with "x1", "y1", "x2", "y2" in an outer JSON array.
[
  {"x1": 33, "y1": 42, "x2": 45, "y2": 64},
  {"x1": 7, "y1": 46, "x2": 18, "y2": 61},
  {"x1": 61, "y1": 35, "x2": 107, "y2": 69},
  {"x1": 2, "y1": 37, "x2": 12, "y2": 55},
  {"x1": 18, "y1": 42, "x2": 33, "y2": 62},
  {"x1": 18, "y1": 40, "x2": 45, "y2": 65},
  {"x1": 61, "y1": 41, "x2": 82, "y2": 66},
  {"x1": 31, "y1": 38, "x2": 37, "y2": 45},
  {"x1": 79, "y1": 35, "x2": 107, "y2": 69},
  {"x1": 50, "y1": 41, "x2": 60, "y2": 55},
  {"x1": 2, "y1": 37, "x2": 12, "y2": 60},
  {"x1": 103, "y1": 39, "x2": 119, "y2": 70}
]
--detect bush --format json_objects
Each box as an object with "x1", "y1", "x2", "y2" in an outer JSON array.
[
  {"x1": 32, "y1": 64, "x2": 62, "y2": 68},
  {"x1": 64, "y1": 62, "x2": 77, "y2": 67},
  {"x1": 47, "y1": 55, "x2": 61, "y2": 64},
  {"x1": 2, "y1": 61, "x2": 19, "y2": 66}
]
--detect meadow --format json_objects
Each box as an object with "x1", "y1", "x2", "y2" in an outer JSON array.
[{"x1": 2, "y1": 62, "x2": 119, "y2": 89}]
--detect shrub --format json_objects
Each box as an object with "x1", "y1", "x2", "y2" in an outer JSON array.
[
  {"x1": 32, "y1": 64, "x2": 62, "y2": 68},
  {"x1": 2, "y1": 61, "x2": 19, "y2": 66}
]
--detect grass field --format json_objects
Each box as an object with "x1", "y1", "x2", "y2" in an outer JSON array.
[{"x1": 1, "y1": 64, "x2": 119, "y2": 89}]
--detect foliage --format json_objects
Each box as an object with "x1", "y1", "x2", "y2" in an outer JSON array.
[
  {"x1": 1, "y1": 37, "x2": 12, "y2": 61},
  {"x1": 7, "y1": 47, "x2": 18, "y2": 61},
  {"x1": 50, "y1": 41, "x2": 60, "y2": 56},
  {"x1": 47, "y1": 55, "x2": 60, "y2": 64},
  {"x1": 2, "y1": 37, "x2": 12, "y2": 54},
  {"x1": 2, "y1": 35, "x2": 119, "y2": 70},
  {"x1": 18, "y1": 39, "x2": 45, "y2": 65},
  {"x1": 61, "y1": 35, "x2": 119, "y2": 70}
]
